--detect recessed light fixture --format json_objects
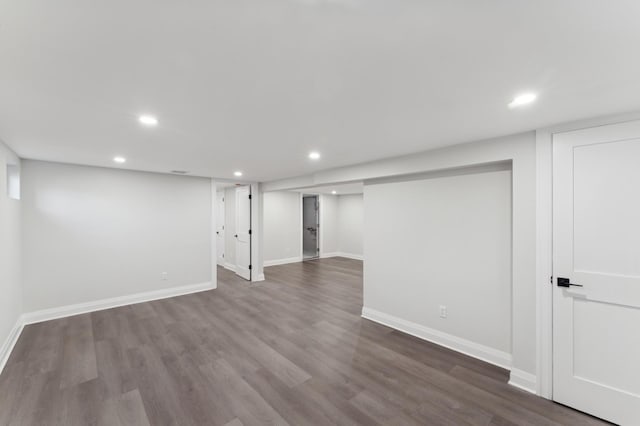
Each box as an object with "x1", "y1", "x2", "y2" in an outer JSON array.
[
  {"x1": 113, "y1": 156, "x2": 126, "y2": 164},
  {"x1": 331, "y1": 190, "x2": 337, "y2": 194},
  {"x1": 138, "y1": 114, "x2": 158, "y2": 126},
  {"x1": 308, "y1": 151, "x2": 321, "y2": 160},
  {"x1": 508, "y1": 92, "x2": 537, "y2": 109},
  {"x1": 234, "y1": 171, "x2": 243, "y2": 177}
]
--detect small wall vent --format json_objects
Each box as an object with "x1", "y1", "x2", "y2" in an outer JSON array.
[{"x1": 170, "y1": 170, "x2": 189, "y2": 175}]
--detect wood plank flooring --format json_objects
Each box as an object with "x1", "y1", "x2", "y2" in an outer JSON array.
[{"x1": 0, "y1": 258, "x2": 609, "y2": 425}]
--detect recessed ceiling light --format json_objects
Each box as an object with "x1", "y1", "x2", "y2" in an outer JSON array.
[
  {"x1": 138, "y1": 115, "x2": 158, "y2": 126},
  {"x1": 234, "y1": 171, "x2": 243, "y2": 177},
  {"x1": 331, "y1": 190, "x2": 337, "y2": 194},
  {"x1": 113, "y1": 156, "x2": 126, "y2": 164},
  {"x1": 309, "y1": 151, "x2": 321, "y2": 160},
  {"x1": 508, "y1": 93, "x2": 537, "y2": 109}
]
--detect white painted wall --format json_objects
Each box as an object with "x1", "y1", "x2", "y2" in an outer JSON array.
[
  {"x1": 364, "y1": 168, "x2": 512, "y2": 354},
  {"x1": 263, "y1": 191, "x2": 364, "y2": 263},
  {"x1": 21, "y1": 161, "x2": 213, "y2": 312},
  {"x1": 263, "y1": 132, "x2": 536, "y2": 384},
  {"x1": 319, "y1": 194, "x2": 339, "y2": 256},
  {"x1": 263, "y1": 191, "x2": 301, "y2": 263},
  {"x1": 0, "y1": 141, "x2": 21, "y2": 358},
  {"x1": 337, "y1": 194, "x2": 363, "y2": 257}
]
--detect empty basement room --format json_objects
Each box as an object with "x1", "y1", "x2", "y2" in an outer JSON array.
[{"x1": 1, "y1": 2, "x2": 640, "y2": 426}]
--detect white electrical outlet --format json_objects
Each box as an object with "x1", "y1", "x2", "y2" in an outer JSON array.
[
  {"x1": 161, "y1": 272, "x2": 168, "y2": 280},
  {"x1": 439, "y1": 305, "x2": 447, "y2": 318}
]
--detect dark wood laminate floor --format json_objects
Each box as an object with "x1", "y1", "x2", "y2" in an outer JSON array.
[{"x1": 0, "y1": 258, "x2": 608, "y2": 426}]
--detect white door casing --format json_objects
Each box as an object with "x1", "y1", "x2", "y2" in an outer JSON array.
[
  {"x1": 553, "y1": 120, "x2": 640, "y2": 425},
  {"x1": 216, "y1": 191, "x2": 225, "y2": 265},
  {"x1": 235, "y1": 185, "x2": 252, "y2": 280}
]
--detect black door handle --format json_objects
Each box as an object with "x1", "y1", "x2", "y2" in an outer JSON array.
[{"x1": 557, "y1": 277, "x2": 583, "y2": 288}]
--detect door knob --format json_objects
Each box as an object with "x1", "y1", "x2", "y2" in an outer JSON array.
[{"x1": 557, "y1": 277, "x2": 583, "y2": 288}]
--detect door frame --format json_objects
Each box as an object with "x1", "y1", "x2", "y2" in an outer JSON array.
[{"x1": 535, "y1": 111, "x2": 640, "y2": 400}]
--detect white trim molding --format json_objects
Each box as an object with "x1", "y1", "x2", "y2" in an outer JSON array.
[
  {"x1": 21, "y1": 281, "x2": 214, "y2": 325},
  {"x1": 362, "y1": 307, "x2": 512, "y2": 370},
  {"x1": 335, "y1": 252, "x2": 363, "y2": 261},
  {"x1": 264, "y1": 256, "x2": 303, "y2": 267},
  {"x1": 0, "y1": 318, "x2": 24, "y2": 375},
  {"x1": 320, "y1": 252, "x2": 363, "y2": 261},
  {"x1": 535, "y1": 129, "x2": 554, "y2": 399},
  {"x1": 265, "y1": 253, "x2": 362, "y2": 267},
  {"x1": 223, "y1": 262, "x2": 236, "y2": 272},
  {"x1": 509, "y1": 368, "x2": 538, "y2": 394},
  {"x1": 320, "y1": 252, "x2": 341, "y2": 259}
]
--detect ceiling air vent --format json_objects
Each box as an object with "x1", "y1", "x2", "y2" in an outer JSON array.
[{"x1": 170, "y1": 170, "x2": 189, "y2": 175}]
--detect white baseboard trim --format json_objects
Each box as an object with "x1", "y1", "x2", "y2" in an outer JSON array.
[
  {"x1": 265, "y1": 253, "x2": 363, "y2": 265},
  {"x1": 223, "y1": 262, "x2": 236, "y2": 272},
  {"x1": 21, "y1": 281, "x2": 214, "y2": 325},
  {"x1": 264, "y1": 256, "x2": 303, "y2": 267},
  {"x1": 321, "y1": 252, "x2": 364, "y2": 261},
  {"x1": 335, "y1": 252, "x2": 363, "y2": 261},
  {"x1": 362, "y1": 307, "x2": 512, "y2": 370},
  {"x1": 252, "y1": 273, "x2": 266, "y2": 282},
  {"x1": 0, "y1": 318, "x2": 24, "y2": 375},
  {"x1": 320, "y1": 252, "x2": 341, "y2": 258},
  {"x1": 508, "y1": 368, "x2": 538, "y2": 394}
]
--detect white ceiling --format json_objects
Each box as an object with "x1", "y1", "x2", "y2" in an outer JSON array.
[
  {"x1": 1, "y1": 1, "x2": 640, "y2": 182},
  {"x1": 291, "y1": 182, "x2": 363, "y2": 195}
]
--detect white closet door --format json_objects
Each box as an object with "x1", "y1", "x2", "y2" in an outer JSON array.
[
  {"x1": 235, "y1": 186, "x2": 251, "y2": 280},
  {"x1": 553, "y1": 120, "x2": 640, "y2": 425},
  {"x1": 216, "y1": 191, "x2": 225, "y2": 265}
]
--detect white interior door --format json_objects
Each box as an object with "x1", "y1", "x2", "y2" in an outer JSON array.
[
  {"x1": 216, "y1": 191, "x2": 225, "y2": 265},
  {"x1": 553, "y1": 120, "x2": 640, "y2": 425},
  {"x1": 235, "y1": 185, "x2": 251, "y2": 280}
]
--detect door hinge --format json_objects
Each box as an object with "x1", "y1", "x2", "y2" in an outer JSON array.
[
  {"x1": 248, "y1": 229, "x2": 252, "y2": 235},
  {"x1": 550, "y1": 275, "x2": 553, "y2": 284},
  {"x1": 249, "y1": 194, "x2": 252, "y2": 200},
  {"x1": 249, "y1": 265, "x2": 252, "y2": 270}
]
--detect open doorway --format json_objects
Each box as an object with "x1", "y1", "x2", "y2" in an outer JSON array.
[
  {"x1": 261, "y1": 183, "x2": 364, "y2": 267},
  {"x1": 302, "y1": 194, "x2": 319, "y2": 260},
  {"x1": 216, "y1": 182, "x2": 253, "y2": 282}
]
